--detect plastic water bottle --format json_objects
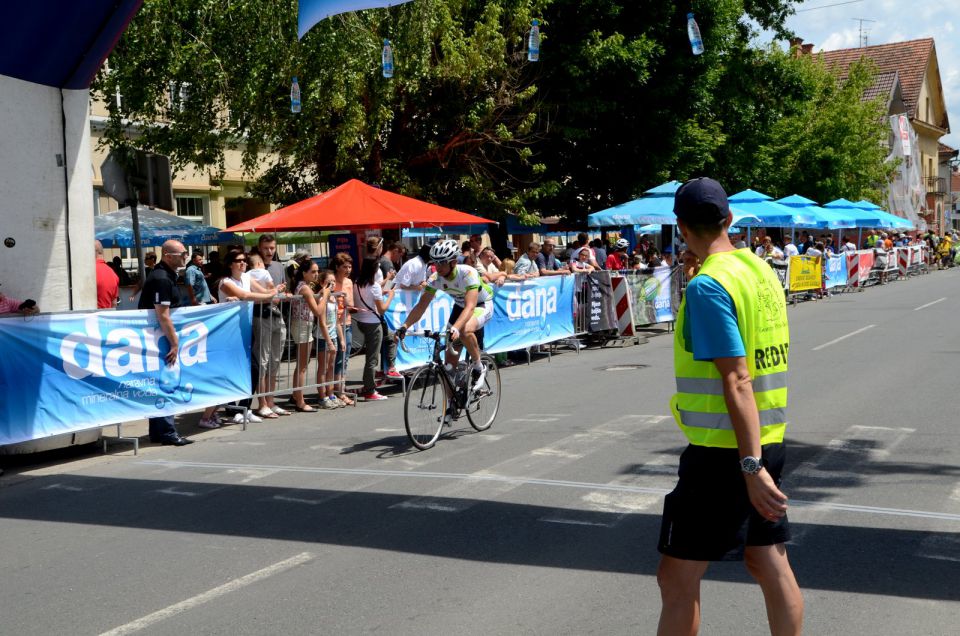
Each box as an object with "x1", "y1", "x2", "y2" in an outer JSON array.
[
  {"x1": 290, "y1": 76, "x2": 301, "y2": 113},
  {"x1": 687, "y1": 13, "x2": 704, "y2": 56},
  {"x1": 382, "y1": 39, "x2": 394, "y2": 78},
  {"x1": 527, "y1": 19, "x2": 540, "y2": 62}
]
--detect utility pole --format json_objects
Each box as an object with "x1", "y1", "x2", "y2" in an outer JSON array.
[{"x1": 852, "y1": 18, "x2": 876, "y2": 47}]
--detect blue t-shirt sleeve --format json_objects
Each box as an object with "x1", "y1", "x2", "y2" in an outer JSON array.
[{"x1": 683, "y1": 274, "x2": 745, "y2": 361}]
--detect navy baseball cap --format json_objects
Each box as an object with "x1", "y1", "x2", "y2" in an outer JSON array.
[{"x1": 673, "y1": 177, "x2": 730, "y2": 224}]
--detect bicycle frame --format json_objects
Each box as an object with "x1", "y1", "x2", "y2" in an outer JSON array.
[{"x1": 401, "y1": 328, "x2": 471, "y2": 410}]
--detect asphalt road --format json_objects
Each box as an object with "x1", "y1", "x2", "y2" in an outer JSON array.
[{"x1": 1, "y1": 268, "x2": 959, "y2": 635}]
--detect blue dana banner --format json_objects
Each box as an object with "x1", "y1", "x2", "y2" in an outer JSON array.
[
  {"x1": 383, "y1": 277, "x2": 576, "y2": 369},
  {"x1": 485, "y1": 276, "x2": 575, "y2": 354},
  {"x1": 384, "y1": 289, "x2": 455, "y2": 371},
  {"x1": 0, "y1": 304, "x2": 252, "y2": 446},
  {"x1": 824, "y1": 254, "x2": 846, "y2": 289}
]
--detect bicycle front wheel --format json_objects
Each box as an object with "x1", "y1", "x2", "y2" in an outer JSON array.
[
  {"x1": 466, "y1": 354, "x2": 501, "y2": 432},
  {"x1": 404, "y1": 364, "x2": 449, "y2": 450}
]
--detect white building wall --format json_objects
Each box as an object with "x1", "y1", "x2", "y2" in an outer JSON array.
[{"x1": 0, "y1": 74, "x2": 95, "y2": 312}]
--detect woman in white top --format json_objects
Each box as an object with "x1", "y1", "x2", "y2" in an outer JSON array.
[
  {"x1": 198, "y1": 252, "x2": 280, "y2": 429},
  {"x1": 353, "y1": 257, "x2": 395, "y2": 400},
  {"x1": 569, "y1": 247, "x2": 597, "y2": 273}
]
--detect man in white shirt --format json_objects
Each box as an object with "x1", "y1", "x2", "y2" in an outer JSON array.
[
  {"x1": 514, "y1": 243, "x2": 541, "y2": 277},
  {"x1": 395, "y1": 244, "x2": 432, "y2": 290},
  {"x1": 842, "y1": 236, "x2": 857, "y2": 253},
  {"x1": 783, "y1": 236, "x2": 799, "y2": 258}
]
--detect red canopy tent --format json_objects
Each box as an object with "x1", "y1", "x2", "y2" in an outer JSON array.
[{"x1": 225, "y1": 179, "x2": 494, "y2": 232}]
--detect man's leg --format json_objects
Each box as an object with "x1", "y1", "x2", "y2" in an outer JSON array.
[
  {"x1": 744, "y1": 544, "x2": 804, "y2": 636},
  {"x1": 656, "y1": 555, "x2": 709, "y2": 636},
  {"x1": 148, "y1": 415, "x2": 177, "y2": 442},
  {"x1": 461, "y1": 316, "x2": 482, "y2": 364}
]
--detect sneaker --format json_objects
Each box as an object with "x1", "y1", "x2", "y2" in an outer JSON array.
[
  {"x1": 231, "y1": 411, "x2": 262, "y2": 424},
  {"x1": 198, "y1": 417, "x2": 219, "y2": 429},
  {"x1": 320, "y1": 398, "x2": 338, "y2": 410},
  {"x1": 471, "y1": 366, "x2": 487, "y2": 393},
  {"x1": 361, "y1": 391, "x2": 388, "y2": 401},
  {"x1": 386, "y1": 369, "x2": 403, "y2": 380},
  {"x1": 327, "y1": 397, "x2": 344, "y2": 409}
]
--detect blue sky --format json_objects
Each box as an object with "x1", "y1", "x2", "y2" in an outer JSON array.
[{"x1": 756, "y1": 1, "x2": 959, "y2": 148}]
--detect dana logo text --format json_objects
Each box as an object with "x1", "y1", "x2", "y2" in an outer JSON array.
[{"x1": 60, "y1": 314, "x2": 209, "y2": 380}]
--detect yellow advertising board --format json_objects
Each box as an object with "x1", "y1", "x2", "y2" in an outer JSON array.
[{"x1": 788, "y1": 255, "x2": 822, "y2": 292}]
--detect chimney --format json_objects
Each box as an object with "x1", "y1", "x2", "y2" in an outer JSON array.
[
  {"x1": 789, "y1": 37, "x2": 803, "y2": 58},
  {"x1": 801, "y1": 43, "x2": 814, "y2": 56}
]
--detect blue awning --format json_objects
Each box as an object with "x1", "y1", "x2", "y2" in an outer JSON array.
[
  {"x1": 299, "y1": 0, "x2": 415, "y2": 38},
  {"x1": 95, "y1": 207, "x2": 241, "y2": 248}
]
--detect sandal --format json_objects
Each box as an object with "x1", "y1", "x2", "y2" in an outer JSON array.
[
  {"x1": 271, "y1": 406, "x2": 292, "y2": 416},
  {"x1": 294, "y1": 404, "x2": 316, "y2": 412},
  {"x1": 257, "y1": 407, "x2": 279, "y2": 419},
  {"x1": 338, "y1": 394, "x2": 355, "y2": 406}
]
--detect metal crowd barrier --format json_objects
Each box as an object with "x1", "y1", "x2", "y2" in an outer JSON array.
[{"x1": 233, "y1": 292, "x2": 354, "y2": 426}]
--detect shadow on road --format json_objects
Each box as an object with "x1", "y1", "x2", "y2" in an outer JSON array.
[{"x1": 0, "y1": 471, "x2": 957, "y2": 602}]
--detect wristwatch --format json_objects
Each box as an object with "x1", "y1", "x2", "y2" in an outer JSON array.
[{"x1": 740, "y1": 456, "x2": 763, "y2": 475}]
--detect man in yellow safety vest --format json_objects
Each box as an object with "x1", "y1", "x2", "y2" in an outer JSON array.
[{"x1": 655, "y1": 178, "x2": 804, "y2": 636}]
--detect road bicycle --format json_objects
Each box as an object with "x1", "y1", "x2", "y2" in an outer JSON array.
[{"x1": 399, "y1": 328, "x2": 501, "y2": 450}]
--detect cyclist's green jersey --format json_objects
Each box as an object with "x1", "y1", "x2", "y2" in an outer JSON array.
[{"x1": 426, "y1": 264, "x2": 494, "y2": 307}]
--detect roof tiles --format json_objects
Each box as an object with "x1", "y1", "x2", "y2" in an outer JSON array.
[{"x1": 817, "y1": 38, "x2": 934, "y2": 120}]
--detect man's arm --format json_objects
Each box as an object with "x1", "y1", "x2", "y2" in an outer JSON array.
[
  {"x1": 154, "y1": 304, "x2": 179, "y2": 365},
  {"x1": 714, "y1": 356, "x2": 788, "y2": 520},
  {"x1": 400, "y1": 290, "x2": 436, "y2": 329},
  {"x1": 184, "y1": 270, "x2": 199, "y2": 305}
]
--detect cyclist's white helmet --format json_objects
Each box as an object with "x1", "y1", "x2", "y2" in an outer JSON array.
[
  {"x1": 429, "y1": 239, "x2": 460, "y2": 263},
  {"x1": 615, "y1": 238, "x2": 629, "y2": 249}
]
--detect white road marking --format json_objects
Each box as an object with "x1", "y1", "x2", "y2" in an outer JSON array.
[
  {"x1": 98, "y1": 552, "x2": 314, "y2": 635},
  {"x1": 156, "y1": 487, "x2": 201, "y2": 497},
  {"x1": 527, "y1": 413, "x2": 571, "y2": 418},
  {"x1": 141, "y1": 459, "x2": 960, "y2": 523},
  {"x1": 531, "y1": 448, "x2": 584, "y2": 459},
  {"x1": 41, "y1": 483, "x2": 84, "y2": 492},
  {"x1": 812, "y1": 324, "x2": 876, "y2": 351},
  {"x1": 375, "y1": 428, "x2": 400, "y2": 433},
  {"x1": 511, "y1": 417, "x2": 559, "y2": 422},
  {"x1": 950, "y1": 483, "x2": 960, "y2": 503},
  {"x1": 917, "y1": 535, "x2": 960, "y2": 562},
  {"x1": 390, "y1": 500, "x2": 461, "y2": 513},
  {"x1": 914, "y1": 297, "x2": 947, "y2": 311},
  {"x1": 539, "y1": 517, "x2": 614, "y2": 528},
  {"x1": 273, "y1": 495, "x2": 324, "y2": 505}
]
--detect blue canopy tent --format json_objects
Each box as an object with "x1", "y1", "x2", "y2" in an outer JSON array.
[
  {"x1": 824, "y1": 198, "x2": 890, "y2": 228},
  {"x1": 852, "y1": 200, "x2": 914, "y2": 230},
  {"x1": 95, "y1": 207, "x2": 241, "y2": 248},
  {"x1": 299, "y1": 0, "x2": 415, "y2": 38},
  {"x1": 775, "y1": 195, "x2": 857, "y2": 230}
]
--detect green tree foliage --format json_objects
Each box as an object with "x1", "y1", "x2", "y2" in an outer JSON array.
[
  {"x1": 94, "y1": 0, "x2": 890, "y2": 224},
  {"x1": 754, "y1": 57, "x2": 893, "y2": 202}
]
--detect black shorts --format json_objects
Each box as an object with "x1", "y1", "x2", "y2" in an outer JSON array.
[{"x1": 657, "y1": 443, "x2": 790, "y2": 561}]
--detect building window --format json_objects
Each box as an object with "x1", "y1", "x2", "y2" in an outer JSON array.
[{"x1": 175, "y1": 194, "x2": 208, "y2": 223}]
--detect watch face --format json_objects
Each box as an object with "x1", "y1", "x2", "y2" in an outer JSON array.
[{"x1": 741, "y1": 456, "x2": 761, "y2": 474}]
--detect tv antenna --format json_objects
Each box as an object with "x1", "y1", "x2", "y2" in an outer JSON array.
[{"x1": 853, "y1": 18, "x2": 875, "y2": 47}]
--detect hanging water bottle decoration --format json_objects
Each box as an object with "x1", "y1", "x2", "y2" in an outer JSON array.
[
  {"x1": 527, "y1": 19, "x2": 541, "y2": 62},
  {"x1": 686, "y1": 13, "x2": 704, "y2": 56},
  {"x1": 382, "y1": 39, "x2": 394, "y2": 78},
  {"x1": 290, "y1": 76, "x2": 301, "y2": 113}
]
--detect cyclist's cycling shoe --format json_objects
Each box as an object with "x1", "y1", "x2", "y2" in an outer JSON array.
[
  {"x1": 444, "y1": 402, "x2": 456, "y2": 426},
  {"x1": 470, "y1": 365, "x2": 487, "y2": 393}
]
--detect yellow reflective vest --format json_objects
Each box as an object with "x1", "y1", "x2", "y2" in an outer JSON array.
[{"x1": 671, "y1": 248, "x2": 789, "y2": 448}]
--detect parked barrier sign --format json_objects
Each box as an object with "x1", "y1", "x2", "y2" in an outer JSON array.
[
  {"x1": 824, "y1": 255, "x2": 846, "y2": 289},
  {"x1": 788, "y1": 256, "x2": 822, "y2": 292},
  {"x1": 0, "y1": 304, "x2": 253, "y2": 446},
  {"x1": 625, "y1": 266, "x2": 674, "y2": 325}
]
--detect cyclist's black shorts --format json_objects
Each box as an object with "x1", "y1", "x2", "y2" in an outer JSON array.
[{"x1": 448, "y1": 304, "x2": 485, "y2": 351}]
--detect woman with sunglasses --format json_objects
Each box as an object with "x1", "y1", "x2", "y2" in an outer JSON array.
[{"x1": 196, "y1": 252, "x2": 280, "y2": 428}]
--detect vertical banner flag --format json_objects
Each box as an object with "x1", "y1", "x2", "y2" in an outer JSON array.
[
  {"x1": 299, "y1": 1, "x2": 415, "y2": 39},
  {"x1": 584, "y1": 273, "x2": 617, "y2": 332},
  {"x1": 823, "y1": 254, "x2": 846, "y2": 289},
  {"x1": 485, "y1": 276, "x2": 575, "y2": 353},
  {"x1": 626, "y1": 266, "x2": 674, "y2": 325},
  {"x1": 0, "y1": 304, "x2": 253, "y2": 446},
  {"x1": 787, "y1": 256, "x2": 822, "y2": 293}
]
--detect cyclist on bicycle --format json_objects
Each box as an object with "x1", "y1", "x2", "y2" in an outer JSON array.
[{"x1": 396, "y1": 239, "x2": 494, "y2": 390}]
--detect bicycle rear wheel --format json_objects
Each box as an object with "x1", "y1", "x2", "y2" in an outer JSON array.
[
  {"x1": 466, "y1": 354, "x2": 500, "y2": 432},
  {"x1": 404, "y1": 364, "x2": 449, "y2": 450}
]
